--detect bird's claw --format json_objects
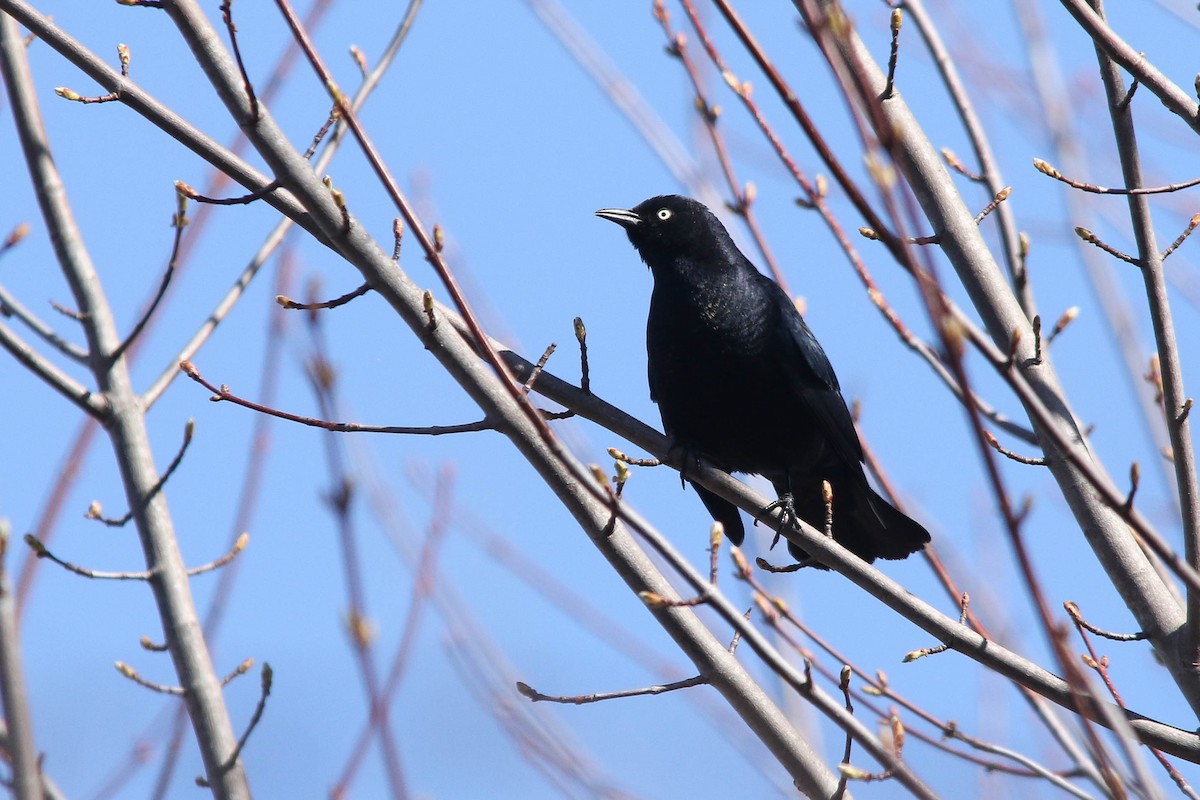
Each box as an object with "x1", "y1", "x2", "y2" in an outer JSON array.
[
  {"x1": 759, "y1": 492, "x2": 798, "y2": 550},
  {"x1": 667, "y1": 441, "x2": 702, "y2": 490}
]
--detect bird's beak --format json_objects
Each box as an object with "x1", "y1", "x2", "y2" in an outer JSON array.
[{"x1": 595, "y1": 207, "x2": 641, "y2": 228}]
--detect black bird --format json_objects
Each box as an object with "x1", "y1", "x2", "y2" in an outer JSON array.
[{"x1": 596, "y1": 195, "x2": 929, "y2": 565}]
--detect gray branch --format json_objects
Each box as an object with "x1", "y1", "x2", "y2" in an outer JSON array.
[
  {"x1": 145, "y1": 0, "x2": 852, "y2": 793},
  {"x1": 812, "y1": 1, "x2": 1200, "y2": 719},
  {"x1": 0, "y1": 10, "x2": 250, "y2": 798},
  {"x1": 490, "y1": 341, "x2": 1200, "y2": 762},
  {"x1": 0, "y1": 522, "x2": 40, "y2": 800},
  {"x1": 1084, "y1": 0, "x2": 1200, "y2": 715}
]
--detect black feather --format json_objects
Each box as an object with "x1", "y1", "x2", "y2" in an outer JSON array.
[{"x1": 597, "y1": 195, "x2": 929, "y2": 566}]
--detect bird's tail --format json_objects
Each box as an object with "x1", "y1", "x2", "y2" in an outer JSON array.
[
  {"x1": 853, "y1": 484, "x2": 930, "y2": 561},
  {"x1": 785, "y1": 477, "x2": 929, "y2": 565}
]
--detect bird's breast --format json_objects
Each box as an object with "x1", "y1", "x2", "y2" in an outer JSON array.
[{"x1": 646, "y1": 285, "x2": 813, "y2": 472}]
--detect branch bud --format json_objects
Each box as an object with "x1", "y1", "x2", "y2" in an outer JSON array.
[
  {"x1": 709, "y1": 521, "x2": 724, "y2": 548},
  {"x1": 838, "y1": 763, "x2": 872, "y2": 781},
  {"x1": 1032, "y1": 157, "x2": 1060, "y2": 178}
]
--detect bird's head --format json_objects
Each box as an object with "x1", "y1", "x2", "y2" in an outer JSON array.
[{"x1": 596, "y1": 195, "x2": 733, "y2": 269}]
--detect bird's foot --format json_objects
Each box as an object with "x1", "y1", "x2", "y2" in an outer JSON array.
[
  {"x1": 666, "y1": 441, "x2": 700, "y2": 490},
  {"x1": 759, "y1": 492, "x2": 798, "y2": 550}
]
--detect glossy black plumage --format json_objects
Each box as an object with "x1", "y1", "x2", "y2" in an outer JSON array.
[{"x1": 596, "y1": 195, "x2": 929, "y2": 565}]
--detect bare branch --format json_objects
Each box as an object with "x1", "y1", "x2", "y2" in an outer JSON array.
[
  {"x1": 516, "y1": 675, "x2": 705, "y2": 705},
  {"x1": 1034, "y1": 157, "x2": 1200, "y2": 195},
  {"x1": 187, "y1": 532, "x2": 249, "y2": 577},
  {"x1": 276, "y1": 282, "x2": 371, "y2": 311},
  {"x1": 1085, "y1": 0, "x2": 1200, "y2": 681},
  {"x1": 0, "y1": 524, "x2": 42, "y2": 799},
  {"x1": 114, "y1": 661, "x2": 183, "y2": 695},
  {"x1": 85, "y1": 419, "x2": 195, "y2": 527},
  {"x1": 180, "y1": 359, "x2": 504, "y2": 435},
  {"x1": 0, "y1": 10, "x2": 252, "y2": 794},
  {"x1": 23, "y1": 534, "x2": 152, "y2": 580},
  {"x1": 1057, "y1": 0, "x2": 1200, "y2": 135},
  {"x1": 0, "y1": 318, "x2": 107, "y2": 417},
  {"x1": 0, "y1": 280, "x2": 88, "y2": 362},
  {"x1": 218, "y1": 0, "x2": 258, "y2": 121},
  {"x1": 110, "y1": 190, "x2": 187, "y2": 364}
]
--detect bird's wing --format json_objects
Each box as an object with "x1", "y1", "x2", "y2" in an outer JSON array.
[
  {"x1": 647, "y1": 360, "x2": 668, "y2": 424},
  {"x1": 764, "y1": 276, "x2": 864, "y2": 467}
]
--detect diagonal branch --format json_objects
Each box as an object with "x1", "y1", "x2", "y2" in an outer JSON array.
[
  {"x1": 0, "y1": 0, "x2": 331, "y2": 249},
  {"x1": 490, "y1": 339, "x2": 1200, "y2": 761},
  {"x1": 0, "y1": 280, "x2": 89, "y2": 362},
  {"x1": 0, "y1": 318, "x2": 107, "y2": 417},
  {"x1": 1084, "y1": 0, "x2": 1200, "y2": 689},
  {"x1": 0, "y1": 11, "x2": 251, "y2": 797},
  {"x1": 1057, "y1": 0, "x2": 1200, "y2": 136},
  {"x1": 142, "y1": 1, "x2": 848, "y2": 793},
  {"x1": 772, "y1": 0, "x2": 1200, "y2": 718},
  {"x1": 139, "y1": 0, "x2": 420, "y2": 411},
  {"x1": 902, "y1": 0, "x2": 1034, "y2": 316}
]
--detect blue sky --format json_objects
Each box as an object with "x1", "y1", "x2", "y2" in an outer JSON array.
[{"x1": 3, "y1": 0, "x2": 1200, "y2": 797}]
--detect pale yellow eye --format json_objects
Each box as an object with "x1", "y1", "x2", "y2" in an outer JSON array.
[{"x1": 657, "y1": 208, "x2": 672, "y2": 220}]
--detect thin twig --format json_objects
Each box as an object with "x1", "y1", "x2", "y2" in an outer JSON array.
[
  {"x1": 86, "y1": 419, "x2": 195, "y2": 527},
  {"x1": 984, "y1": 430, "x2": 1047, "y2": 466},
  {"x1": 276, "y1": 281, "x2": 371, "y2": 311},
  {"x1": 1034, "y1": 158, "x2": 1200, "y2": 195},
  {"x1": 652, "y1": 0, "x2": 788, "y2": 289},
  {"x1": 220, "y1": 658, "x2": 254, "y2": 687},
  {"x1": 49, "y1": 299, "x2": 85, "y2": 321},
  {"x1": 516, "y1": 675, "x2": 705, "y2": 705},
  {"x1": 219, "y1": 0, "x2": 258, "y2": 120},
  {"x1": 23, "y1": 534, "x2": 151, "y2": 580},
  {"x1": 0, "y1": 221, "x2": 31, "y2": 256},
  {"x1": 187, "y1": 533, "x2": 249, "y2": 577},
  {"x1": 53, "y1": 42, "x2": 128, "y2": 103},
  {"x1": 180, "y1": 360, "x2": 499, "y2": 435},
  {"x1": 1064, "y1": 602, "x2": 1146, "y2": 642},
  {"x1": 197, "y1": 664, "x2": 273, "y2": 788},
  {"x1": 830, "y1": 666, "x2": 854, "y2": 800},
  {"x1": 1074, "y1": 226, "x2": 1140, "y2": 266},
  {"x1": 0, "y1": 281, "x2": 89, "y2": 362},
  {"x1": 111, "y1": 191, "x2": 188, "y2": 364},
  {"x1": 940, "y1": 147, "x2": 983, "y2": 182},
  {"x1": 114, "y1": 662, "x2": 184, "y2": 695},
  {"x1": 904, "y1": 594, "x2": 970, "y2": 662},
  {"x1": 606, "y1": 447, "x2": 661, "y2": 468},
  {"x1": 302, "y1": 106, "x2": 340, "y2": 161},
  {"x1": 881, "y1": 7, "x2": 901, "y2": 100},
  {"x1": 573, "y1": 316, "x2": 590, "y2": 393},
  {"x1": 973, "y1": 186, "x2": 1012, "y2": 224},
  {"x1": 176, "y1": 178, "x2": 280, "y2": 206},
  {"x1": 523, "y1": 342, "x2": 556, "y2": 393},
  {"x1": 1162, "y1": 214, "x2": 1200, "y2": 260}
]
